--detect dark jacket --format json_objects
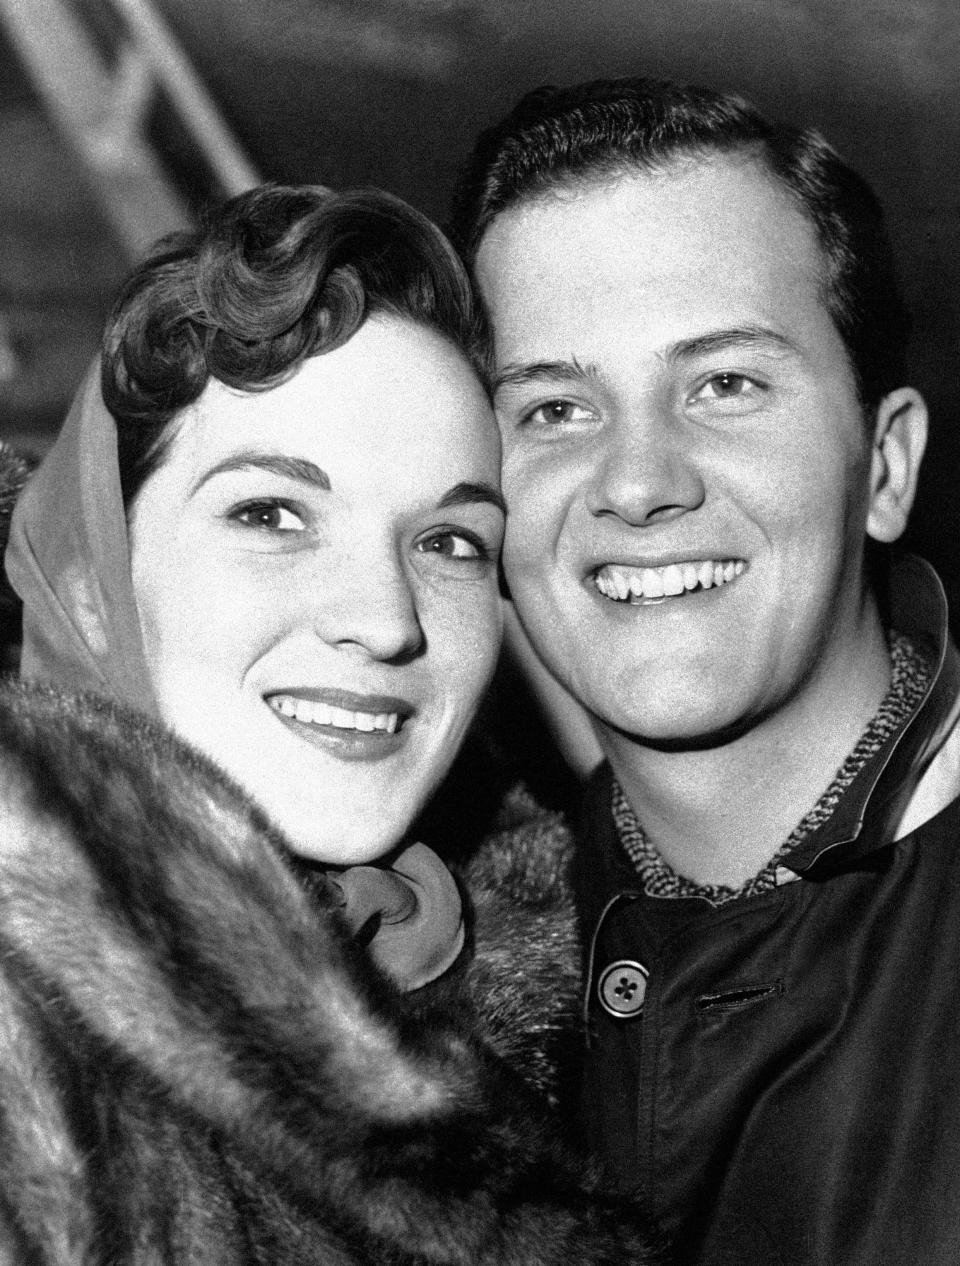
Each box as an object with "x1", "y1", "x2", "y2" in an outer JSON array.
[
  {"x1": 574, "y1": 556, "x2": 960, "y2": 1265},
  {"x1": 0, "y1": 676, "x2": 666, "y2": 1265}
]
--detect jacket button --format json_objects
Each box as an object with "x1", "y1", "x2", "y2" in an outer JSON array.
[{"x1": 597, "y1": 960, "x2": 648, "y2": 1018}]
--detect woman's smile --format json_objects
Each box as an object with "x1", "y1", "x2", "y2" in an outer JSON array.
[{"x1": 266, "y1": 687, "x2": 413, "y2": 760}]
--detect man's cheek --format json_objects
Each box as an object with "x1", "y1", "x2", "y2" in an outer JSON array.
[{"x1": 503, "y1": 535, "x2": 544, "y2": 584}]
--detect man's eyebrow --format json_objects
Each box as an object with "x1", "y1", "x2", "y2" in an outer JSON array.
[
  {"x1": 190, "y1": 452, "x2": 332, "y2": 497},
  {"x1": 438, "y1": 480, "x2": 507, "y2": 517},
  {"x1": 491, "y1": 358, "x2": 600, "y2": 395},
  {"x1": 668, "y1": 325, "x2": 799, "y2": 361},
  {"x1": 491, "y1": 330, "x2": 797, "y2": 394}
]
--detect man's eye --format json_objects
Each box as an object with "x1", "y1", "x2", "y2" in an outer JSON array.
[
  {"x1": 692, "y1": 373, "x2": 760, "y2": 401},
  {"x1": 523, "y1": 400, "x2": 594, "y2": 426},
  {"x1": 231, "y1": 500, "x2": 306, "y2": 532},
  {"x1": 416, "y1": 530, "x2": 490, "y2": 561}
]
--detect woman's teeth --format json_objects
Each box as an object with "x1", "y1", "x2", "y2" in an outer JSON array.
[
  {"x1": 594, "y1": 559, "x2": 746, "y2": 601},
  {"x1": 269, "y1": 696, "x2": 400, "y2": 733}
]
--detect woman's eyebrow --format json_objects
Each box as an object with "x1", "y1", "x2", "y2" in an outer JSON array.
[
  {"x1": 190, "y1": 452, "x2": 332, "y2": 497},
  {"x1": 438, "y1": 481, "x2": 507, "y2": 516}
]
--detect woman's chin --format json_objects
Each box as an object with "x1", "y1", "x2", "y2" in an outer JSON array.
[
  {"x1": 275, "y1": 816, "x2": 414, "y2": 868},
  {"x1": 285, "y1": 841, "x2": 399, "y2": 868}
]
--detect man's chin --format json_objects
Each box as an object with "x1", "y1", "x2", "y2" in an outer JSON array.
[{"x1": 595, "y1": 699, "x2": 768, "y2": 755}]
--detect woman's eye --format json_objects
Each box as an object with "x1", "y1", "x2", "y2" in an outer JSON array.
[
  {"x1": 523, "y1": 399, "x2": 594, "y2": 426},
  {"x1": 231, "y1": 500, "x2": 306, "y2": 532},
  {"x1": 692, "y1": 373, "x2": 761, "y2": 402},
  {"x1": 416, "y1": 531, "x2": 489, "y2": 561}
]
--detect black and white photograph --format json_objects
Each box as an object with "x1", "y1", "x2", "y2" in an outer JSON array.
[{"x1": 0, "y1": 2, "x2": 958, "y2": 1262}]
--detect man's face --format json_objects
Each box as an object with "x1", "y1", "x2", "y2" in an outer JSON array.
[{"x1": 475, "y1": 154, "x2": 909, "y2": 750}]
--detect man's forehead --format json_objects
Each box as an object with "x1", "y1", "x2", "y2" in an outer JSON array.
[
  {"x1": 475, "y1": 151, "x2": 817, "y2": 289},
  {"x1": 475, "y1": 161, "x2": 830, "y2": 376}
]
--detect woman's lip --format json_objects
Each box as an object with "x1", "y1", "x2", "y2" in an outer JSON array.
[
  {"x1": 269, "y1": 709, "x2": 407, "y2": 762},
  {"x1": 264, "y1": 687, "x2": 415, "y2": 718}
]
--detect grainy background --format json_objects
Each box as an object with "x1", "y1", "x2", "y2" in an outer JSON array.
[{"x1": 1, "y1": 0, "x2": 957, "y2": 582}]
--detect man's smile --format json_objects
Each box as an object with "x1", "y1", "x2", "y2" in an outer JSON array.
[{"x1": 592, "y1": 558, "x2": 747, "y2": 603}]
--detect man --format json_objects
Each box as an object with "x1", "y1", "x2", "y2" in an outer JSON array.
[{"x1": 449, "y1": 79, "x2": 960, "y2": 1264}]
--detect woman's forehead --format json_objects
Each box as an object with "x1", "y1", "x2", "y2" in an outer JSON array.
[{"x1": 156, "y1": 318, "x2": 499, "y2": 494}]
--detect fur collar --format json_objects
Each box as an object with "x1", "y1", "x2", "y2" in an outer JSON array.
[{"x1": 0, "y1": 677, "x2": 663, "y2": 1263}]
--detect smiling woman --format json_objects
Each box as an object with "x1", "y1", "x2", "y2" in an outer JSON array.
[{"x1": 0, "y1": 186, "x2": 661, "y2": 1264}]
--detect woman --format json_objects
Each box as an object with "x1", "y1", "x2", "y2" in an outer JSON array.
[{"x1": 0, "y1": 187, "x2": 662, "y2": 1264}]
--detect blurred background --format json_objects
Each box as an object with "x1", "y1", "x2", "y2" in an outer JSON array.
[{"x1": 0, "y1": 0, "x2": 957, "y2": 582}]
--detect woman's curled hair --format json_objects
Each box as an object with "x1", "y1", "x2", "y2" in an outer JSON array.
[{"x1": 102, "y1": 184, "x2": 484, "y2": 507}]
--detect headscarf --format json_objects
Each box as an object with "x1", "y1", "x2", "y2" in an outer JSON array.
[
  {"x1": 6, "y1": 363, "x2": 157, "y2": 713},
  {"x1": 4, "y1": 363, "x2": 463, "y2": 991}
]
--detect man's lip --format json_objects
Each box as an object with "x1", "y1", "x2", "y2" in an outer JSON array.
[
  {"x1": 585, "y1": 550, "x2": 746, "y2": 572},
  {"x1": 589, "y1": 555, "x2": 748, "y2": 603},
  {"x1": 264, "y1": 687, "x2": 415, "y2": 719}
]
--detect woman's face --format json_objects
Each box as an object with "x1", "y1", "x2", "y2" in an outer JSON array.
[{"x1": 129, "y1": 316, "x2": 504, "y2": 864}]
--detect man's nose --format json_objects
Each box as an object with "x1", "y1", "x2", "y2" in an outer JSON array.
[
  {"x1": 311, "y1": 548, "x2": 425, "y2": 663},
  {"x1": 584, "y1": 409, "x2": 706, "y2": 526}
]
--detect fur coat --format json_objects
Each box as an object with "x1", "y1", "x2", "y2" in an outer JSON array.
[{"x1": 0, "y1": 671, "x2": 663, "y2": 1265}]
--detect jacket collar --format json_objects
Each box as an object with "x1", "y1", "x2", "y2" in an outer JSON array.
[{"x1": 787, "y1": 554, "x2": 960, "y2": 877}]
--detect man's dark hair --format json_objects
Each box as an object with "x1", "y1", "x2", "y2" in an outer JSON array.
[
  {"x1": 449, "y1": 78, "x2": 909, "y2": 411},
  {"x1": 103, "y1": 184, "x2": 484, "y2": 508}
]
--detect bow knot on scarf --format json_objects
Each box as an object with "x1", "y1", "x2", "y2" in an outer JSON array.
[{"x1": 325, "y1": 840, "x2": 465, "y2": 990}]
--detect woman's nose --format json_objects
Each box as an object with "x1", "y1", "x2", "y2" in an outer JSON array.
[
  {"x1": 312, "y1": 549, "x2": 425, "y2": 663},
  {"x1": 584, "y1": 410, "x2": 706, "y2": 526}
]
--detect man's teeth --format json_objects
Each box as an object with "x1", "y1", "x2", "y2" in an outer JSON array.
[
  {"x1": 594, "y1": 559, "x2": 746, "y2": 601},
  {"x1": 269, "y1": 696, "x2": 400, "y2": 733}
]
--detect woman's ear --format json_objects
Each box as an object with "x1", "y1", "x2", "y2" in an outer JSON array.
[{"x1": 866, "y1": 387, "x2": 928, "y2": 544}]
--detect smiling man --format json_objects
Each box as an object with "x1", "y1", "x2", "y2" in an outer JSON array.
[{"x1": 450, "y1": 79, "x2": 960, "y2": 1264}]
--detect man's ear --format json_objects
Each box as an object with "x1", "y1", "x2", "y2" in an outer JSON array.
[{"x1": 866, "y1": 387, "x2": 928, "y2": 544}]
